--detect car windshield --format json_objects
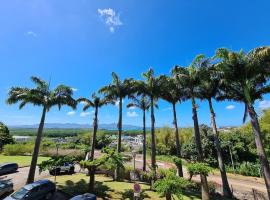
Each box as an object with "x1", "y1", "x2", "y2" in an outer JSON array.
[
  {"x1": 11, "y1": 187, "x2": 29, "y2": 199},
  {"x1": 0, "y1": 184, "x2": 5, "y2": 188}
]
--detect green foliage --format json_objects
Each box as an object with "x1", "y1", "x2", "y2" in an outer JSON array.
[
  {"x1": 226, "y1": 162, "x2": 261, "y2": 177},
  {"x1": 38, "y1": 155, "x2": 79, "y2": 172},
  {"x1": 154, "y1": 173, "x2": 193, "y2": 200},
  {"x1": 172, "y1": 157, "x2": 182, "y2": 168},
  {"x1": 3, "y1": 143, "x2": 34, "y2": 155},
  {"x1": 187, "y1": 162, "x2": 212, "y2": 176},
  {"x1": 0, "y1": 122, "x2": 14, "y2": 150}
]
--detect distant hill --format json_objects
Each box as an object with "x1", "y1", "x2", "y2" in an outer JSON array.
[{"x1": 10, "y1": 123, "x2": 142, "y2": 130}]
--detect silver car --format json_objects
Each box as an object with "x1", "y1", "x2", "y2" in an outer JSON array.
[
  {"x1": 70, "y1": 193, "x2": 96, "y2": 200},
  {"x1": 0, "y1": 179, "x2": 13, "y2": 197}
]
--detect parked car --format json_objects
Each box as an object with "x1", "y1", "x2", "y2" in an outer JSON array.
[
  {"x1": 0, "y1": 163, "x2": 18, "y2": 175},
  {"x1": 70, "y1": 193, "x2": 96, "y2": 200},
  {"x1": 4, "y1": 179, "x2": 55, "y2": 200},
  {"x1": 0, "y1": 179, "x2": 13, "y2": 197},
  {"x1": 49, "y1": 162, "x2": 75, "y2": 175}
]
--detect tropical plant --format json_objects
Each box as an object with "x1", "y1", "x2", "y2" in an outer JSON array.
[
  {"x1": 172, "y1": 57, "x2": 210, "y2": 200},
  {"x1": 187, "y1": 162, "x2": 212, "y2": 181},
  {"x1": 135, "y1": 68, "x2": 163, "y2": 185},
  {"x1": 196, "y1": 56, "x2": 232, "y2": 197},
  {"x1": 0, "y1": 122, "x2": 14, "y2": 151},
  {"x1": 127, "y1": 94, "x2": 156, "y2": 171},
  {"x1": 159, "y1": 76, "x2": 185, "y2": 177},
  {"x1": 99, "y1": 72, "x2": 133, "y2": 180},
  {"x1": 77, "y1": 93, "x2": 109, "y2": 192},
  {"x1": 215, "y1": 47, "x2": 270, "y2": 198},
  {"x1": 6, "y1": 76, "x2": 76, "y2": 183},
  {"x1": 154, "y1": 172, "x2": 192, "y2": 200}
]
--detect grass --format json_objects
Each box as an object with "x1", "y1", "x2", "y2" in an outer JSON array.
[
  {"x1": 0, "y1": 155, "x2": 50, "y2": 167},
  {"x1": 50, "y1": 173, "x2": 201, "y2": 200}
]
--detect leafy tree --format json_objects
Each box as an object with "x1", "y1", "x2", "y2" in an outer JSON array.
[
  {"x1": 197, "y1": 56, "x2": 232, "y2": 197},
  {"x1": 77, "y1": 93, "x2": 109, "y2": 192},
  {"x1": 99, "y1": 72, "x2": 133, "y2": 180},
  {"x1": 0, "y1": 122, "x2": 14, "y2": 151},
  {"x1": 6, "y1": 76, "x2": 76, "y2": 183},
  {"x1": 154, "y1": 172, "x2": 192, "y2": 200},
  {"x1": 159, "y1": 75, "x2": 185, "y2": 177},
  {"x1": 187, "y1": 162, "x2": 212, "y2": 181},
  {"x1": 135, "y1": 68, "x2": 163, "y2": 184},
  {"x1": 172, "y1": 57, "x2": 210, "y2": 200},
  {"x1": 215, "y1": 47, "x2": 270, "y2": 198},
  {"x1": 127, "y1": 94, "x2": 153, "y2": 171}
]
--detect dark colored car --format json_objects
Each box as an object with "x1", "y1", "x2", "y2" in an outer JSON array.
[
  {"x1": 0, "y1": 179, "x2": 13, "y2": 197},
  {"x1": 0, "y1": 163, "x2": 18, "y2": 175},
  {"x1": 49, "y1": 162, "x2": 75, "y2": 175},
  {"x1": 4, "y1": 179, "x2": 56, "y2": 200},
  {"x1": 69, "y1": 193, "x2": 96, "y2": 200}
]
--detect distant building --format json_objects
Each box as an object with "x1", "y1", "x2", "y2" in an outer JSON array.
[{"x1": 13, "y1": 136, "x2": 32, "y2": 142}]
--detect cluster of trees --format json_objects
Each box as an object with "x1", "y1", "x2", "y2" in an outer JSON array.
[
  {"x1": 0, "y1": 122, "x2": 14, "y2": 151},
  {"x1": 6, "y1": 46, "x2": 270, "y2": 199}
]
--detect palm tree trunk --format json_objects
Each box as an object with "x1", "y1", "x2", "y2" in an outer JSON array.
[
  {"x1": 89, "y1": 106, "x2": 99, "y2": 193},
  {"x1": 191, "y1": 97, "x2": 209, "y2": 200},
  {"x1": 208, "y1": 99, "x2": 232, "y2": 198},
  {"x1": 150, "y1": 96, "x2": 157, "y2": 186},
  {"x1": 115, "y1": 97, "x2": 123, "y2": 181},
  {"x1": 247, "y1": 104, "x2": 270, "y2": 199},
  {"x1": 172, "y1": 103, "x2": 183, "y2": 177},
  {"x1": 26, "y1": 106, "x2": 46, "y2": 184},
  {"x1": 143, "y1": 109, "x2": 147, "y2": 171}
]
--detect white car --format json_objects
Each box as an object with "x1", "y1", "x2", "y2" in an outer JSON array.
[
  {"x1": 0, "y1": 179, "x2": 13, "y2": 197},
  {"x1": 70, "y1": 193, "x2": 96, "y2": 200}
]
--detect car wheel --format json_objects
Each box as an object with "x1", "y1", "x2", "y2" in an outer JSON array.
[{"x1": 45, "y1": 192, "x2": 53, "y2": 200}]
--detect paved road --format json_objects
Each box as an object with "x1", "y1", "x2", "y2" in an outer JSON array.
[{"x1": 0, "y1": 167, "x2": 69, "y2": 200}]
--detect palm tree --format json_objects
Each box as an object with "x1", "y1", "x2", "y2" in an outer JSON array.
[
  {"x1": 6, "y1": 76, "x2": 76, "y2": 184},
  {"x1": 99, "y1": 72, "x2": 133, "y2": 180},
  {"x1": 77, "y1": 93, "x2": 108, "y2": 192},
  {"x1": 127, "y1": 95, "x2": 157, "y2": 171},
  {"x1": 196, "y1": 56, "x2": 232, "y2": 198},
  {"x1": 135, "y1": 68, "x2": 162, "y2": 184},
  {"x1": 172, "y1": 56, "x2": 210, "y2": 200},
  {"x1": 159, "y1": 76, "x2": 185, "y2": 177},
  {"x1": 215, "y1": 47, "x2": 270, "y2": 199}
]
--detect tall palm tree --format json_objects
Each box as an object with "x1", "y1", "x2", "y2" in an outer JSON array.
[
  {"x1": 172, "y1": 56, "x2": 210, "y2": 200},
  {"x1": 6, "y1": 76, "x2": 76, "y2": 184},
  {"x1": 196, "y1": 56, "x2": 232, "y2": 198},
  {"x1": 77, "y1": 93, "x2": 108, "y2": 193},
  {"x1": 159, "y1": 76, "x2": 185, "y2": 177},
  {"x1": 99, "y1": 72, "x2": 133, "y2": 180},
  {"x1": 135, "y1": 68, "x2": 162, "y2": 184},
  {"x1": 215, "y1": 47, "x2": 270, "y2": 199},
  {"x1": 127, "y1": 95, "x2": 157, "y2": 171}
]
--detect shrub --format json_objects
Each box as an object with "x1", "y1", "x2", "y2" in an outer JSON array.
[
  {"x1": 3, "y1": 143, "x2": 34, "y2": 155},
  {"x1": 187, "y1": 162, "x2": 212, "y2": 178},
  {"x1": 154, "y1": 173, "x2": 193, "y2": 200}
]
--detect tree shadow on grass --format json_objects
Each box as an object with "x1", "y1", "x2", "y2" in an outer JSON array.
[
  {"x1": 117, "y1": 189, "x2": 150, "y2": 200},
  {"x1": 57, "y1": 179, "x2": 113, "y2": 199}
]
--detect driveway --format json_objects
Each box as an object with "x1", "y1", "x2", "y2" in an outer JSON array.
[{"x1": 0, "y1": 167, "x2": 69, "y2": 200}]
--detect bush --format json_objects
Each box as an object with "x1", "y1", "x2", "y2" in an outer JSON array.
[
  {"x1": 3, "y1": 143, "x2": 34, "y2": 155},
  {"x1": 187, "y1": 162, "x2": 212, "y2": 177},
  {"x1": 226, "y1": 162, "x2": 261, "y2": 177}
]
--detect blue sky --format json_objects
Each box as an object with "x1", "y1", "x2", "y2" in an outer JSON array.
[{"x1": 0, "y1": 0, "x2": 270, "y2": 127}]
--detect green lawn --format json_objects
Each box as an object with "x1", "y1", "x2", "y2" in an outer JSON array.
[
  {"x1": 0, "y1": 155, "x2": 50, "y2": 167},
  {"x1": 50, "y1": 173, "x2": 201, "y2": 200}
]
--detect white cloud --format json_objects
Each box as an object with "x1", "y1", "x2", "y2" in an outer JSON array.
[
  {"x1": 98, "y1": 8, "x2": 123, "y2": 33},
  {"x1": 80, "y1": 101, "x2": 87, "y2": 105},
  {"x1": 226, "y1": 105, "x2": 235, "y2": 110},
  {"x1": 128, "y1": 106, "x2": 136, "y2": 110},
  {"x1": 25, "y1": 31, "x2": 37, "y2": 37},
  {"x1": 115, "y1": 99, "x2": 124, "y2": 107},
  {"x1": 71, "y1": 88, "x2": 78, "y2": 92},
  {"x1": 162, "y1": 107, "x2": 172, "y2": 111},
  {"x1": 127, "y1": 111, "x2": 138, "y2": 117},
  {"x1": 259, "y1": 100, "x2": 270, "y2": 110},
  {"x1": 80, "y1": 111, "x2": 94, "y2": 117},
  {"x1": 67, "y1": 111, "x2": 75, "y2": 116}
]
